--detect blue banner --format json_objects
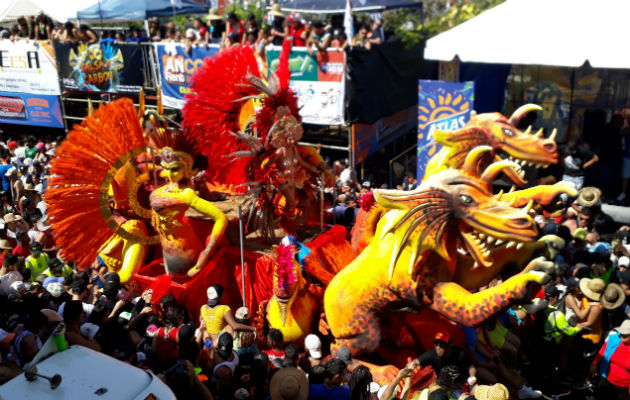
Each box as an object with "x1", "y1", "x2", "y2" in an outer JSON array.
[
  {"x1": 0, "y1": 92, "x2": 64, "y2": 128},
  {"x1": 155, "y1": 43, "x2": 220, "y2": 109},
  {"x1": 417, "y1": 80, "x2": 474, "y2": 180}
]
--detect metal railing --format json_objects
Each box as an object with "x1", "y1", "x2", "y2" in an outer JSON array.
[{"x1": 388, "y1": 144, "x2": 417, "y2": 188}]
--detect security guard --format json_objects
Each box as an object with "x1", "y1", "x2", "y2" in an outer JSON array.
[
  {"x1": 543, "y1": 285, "x2": 582, "y2": 344},
  {"x1": 24, "y1": 242, "x2": 49, "y2": 280},
  {"x1": 42, "y1": 257, "x2": 76, "y2": 280}
]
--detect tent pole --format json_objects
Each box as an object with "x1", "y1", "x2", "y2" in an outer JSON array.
[{"x1": 97, "y1": 0, "x2": 103, "y2": 27}]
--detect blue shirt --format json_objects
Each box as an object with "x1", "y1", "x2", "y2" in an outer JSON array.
[
  {"x1": 308, "y1": 384, "x2": 351, "y2": 400},
  {"x1": 0, "y1": 164, "x2": 12, "y2": 191}
]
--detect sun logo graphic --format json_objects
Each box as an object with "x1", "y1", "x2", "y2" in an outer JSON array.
[{"x1": 416, "y1": 81, "x2": 474, "y2": 179}]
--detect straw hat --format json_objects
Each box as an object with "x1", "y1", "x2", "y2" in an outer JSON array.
[
  {"x1": 24, "y1": 183, "x2": 38, "y2": 193},
  {"x1": 207, "y1": 8, "x2": 223, "y2": 21},
  {"x1": 0, "y1": 239, "x2": 12, "y2": 250},
  {"x1": 473, "y1": 383, "x2": 510, "y2": 400},
  {"x1": 269, "y1": 3, "x2": 285, "y2": 17},
  {"x1": 269, "y1": 367, "x2": 308, "y2": 400},
  {"x1": 579, "y1": 278, "x2": 605, "y2": 301},
  {"x1": 601, "y1": 283, "x2": 625, "y2": 310},
  {"x1": 615, "y1": 320, "x2": 630, "y2": 335},
  {"x1": 36, "y1": 215, "x2": 52, "y2": 231},
  {"x1": 576, "y1": 187, "x2": 601, "y2": 207},
  {"x1": 3, "y1": 213, "x2": 17, "y2": 224}
]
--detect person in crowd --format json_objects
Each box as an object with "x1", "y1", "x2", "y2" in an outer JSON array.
[
  {"x1": 161, "y1": 27, "x2": 178, "y2": 43},
  {"x1": 125, "y1": 28, "x2": 148, "y2": 43},
  {"x1": 224, "y1": 13, "x2": 244, "y2": 44},
  {"x1": 206, "y1": 8, "x2": 225, "y2": 44},
  {"x1": 263, "y1": 328, "x2": 285, "y2": 367},
  {"x1": 307, "y1": 21, "x2": 331, "y2": 55},
  {"x1": 76, "y1": 24, "x2": 99, "y2": 44},
  {"x1": 562, "y1": 142, "x2": 598, "y2": 190},
  {"x1": 244, "y1": 13, "x2": 259, "y2": 43},
  {"x1": 199, "y1": 284, "x2": 255, "y2": 345},
  {"x1": 33, "y1": 13, "x2": 53, "y2": 41},
  {"x1": 269, "y1": 4, "x2": 288, "y2": 45},
  {"x1": 213, "y1": 332, "x2": 240, "y2": 394},
  {"x1": 288, "y1": 14, "x2": 307, "y2": 47},
  {"x1": 590, "y1": 319, "x2": 630, "y2": 400},
  {"x1": 352, "y1": 25, "x2": 372, "y2": 49},
  {"x1": 64, "y1": 299, "x2": 101, "y2": 351},
  {"x1": 304, "y1": 334, "x2": 323, "y2": 368},
  {"x1": 308, "y1": 358, "x2": 351, "y2": 400}
]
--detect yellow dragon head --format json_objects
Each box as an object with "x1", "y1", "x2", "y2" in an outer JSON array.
[
  {"x1": 434, "y1": 104, "x2": 558, "y2": 186},
  {"x1": 374, "y1": 146, "x2": 538, "y2": 279}
]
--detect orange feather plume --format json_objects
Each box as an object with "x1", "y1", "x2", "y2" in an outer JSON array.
[{"x1": 46, "y1": 98, "x2": 146, "y2": 269}]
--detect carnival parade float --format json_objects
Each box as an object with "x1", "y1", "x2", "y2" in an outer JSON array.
[{"x1": 45, "y1": 41, "x2": 577, "y2": 386}]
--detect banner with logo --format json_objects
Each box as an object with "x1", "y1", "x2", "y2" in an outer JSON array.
[
  {"x1": 417, "y1": 80, "x2": 475, "y2": 180},
  {"x1": 54, "y1": 42, "x2": 144, "y2": 93},
  {"x1": 155, "y1": 43, "x2": 220, "y2": 109},
  {"x1": 0, "y1": 92, "x2": 64, "y2": 128},
  {"x1": 267, "y1": 47, "x2": 345, "y2": 125},
  {"x1": 0, "y1": 40, "x2": 60, "y2": 95}
]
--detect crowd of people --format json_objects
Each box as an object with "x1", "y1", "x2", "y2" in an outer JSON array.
[{"x1": 0, "y1": 6, "x2": 385, "y2": 54}]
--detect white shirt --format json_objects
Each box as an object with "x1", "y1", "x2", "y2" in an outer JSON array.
[{"x1": 0, "y1": 271, "x2": 23, "y2": 297}]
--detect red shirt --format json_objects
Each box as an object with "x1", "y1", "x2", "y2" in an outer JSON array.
[
  {"x1": 263, "y1": 349, "x2": 285, "y2": 368},
  {"x1": 12, "y1": 244, "x2": 30, "y2": 257},
  {"x1": 289, "y1": 25, "x2": 306, "y2": 46},
  {"x1": 155, "y1": 327, "x2": 179, "y2": 367},
  {"x1": 228, "y1": 20, "x2": 245, "y2": 42},
  {"x1": 594, "y1": 339, "x2": 630, "y2": 387}
]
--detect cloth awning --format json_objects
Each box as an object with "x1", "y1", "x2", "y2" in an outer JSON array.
[
  {"x1": 425, "y1": 0, "x2": 630, "y2": 69},
  {"x1": 77, "y1": 0, "x2": 209, "y2": 22},
  {"x1": 277, "y1": 0, "x2": 422, "y2": 15},
  {"x1": 0, "y1": 0, "x2": 102, "y2": 22}
]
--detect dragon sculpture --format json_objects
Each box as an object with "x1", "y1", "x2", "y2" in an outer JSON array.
[
  {"x1": 424, "y1": 104, "x2": 558, "y2": 185},
  {"x1": 324, "y1": 148, "x2": 557, "y2": 359}
]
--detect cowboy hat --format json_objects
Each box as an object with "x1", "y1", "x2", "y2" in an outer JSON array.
[
  {"x1": 473, "y1": 383, "x2": 510, "y2": 400},
  {"x1": 3, "y1": 213, "x2": 17, "y2": 224},
  {"x1": 268, "y1": 3, "x2": 285, "y2": 17},
  {"x1": 615, "y1": 320, "x2": 630, "y2": 335},
  {"x1": 0, "y1": 239, "x2": 12, "y2": 250},
  {"x1": 601, "y1": 283, "x2": 626, "y2": 310},
  {"x1": 207, "y1": 8, "x2": 223, "y2": 21},
  {"x1": 579, "y1": 278, "x2": 605, "y2": 302},
  {"x1": 576, "y1": 187, "x2": 601, "y2": 208},
  {"x1": 269, "y1": 367, "x2": 308, "y2": 400}
]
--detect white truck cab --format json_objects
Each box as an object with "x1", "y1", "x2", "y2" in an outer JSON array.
[{"x1": 0, "y1": 343, "x2": 175, "y2": 399}]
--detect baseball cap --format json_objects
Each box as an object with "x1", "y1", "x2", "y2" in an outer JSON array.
[
  {"x1": 207, "y1": 286, "x2": 218, "y2": 300},
  {"x1": 80, "y1": 322, "x2": 100, "y2": 339},
  {"x1": 619, "y1": 256, "x2": 630, "y2": 268},
  {"x1": 217, "y1": 332, "x2": 233, "y2": 359},
  {"x1": 434, "y1": 331, "x2": 451, "y2": 344},
  {"x1": 0, "y1": 328, "x2": 16, "y2": 345},
  {"x1": 544, "y1": 285, "x2": 561, "y2": 298},
  {"x1": 185, "y1": 28, "x2": 195, "y2": 39},
  {"x1": 362, "y1": 181, "x2": 371, "y2": 189},
  {"x1": 7, "y1": 141, "x2": 18, "y2": 149},
  {"x1": 304, "y1": 334, "x2": 322, "y2": 359},
  {"x1": 47, "y1": 282, "x2": 65, "y2": 297},
  {"x1": 336, "y1": 346, "x2": 352, "y2": 365},
  {"x1": 235, "y1": 307, "x2": 250, "y2": 322},
  {"x1": 589, "y1": 241, "x2": 611, "y2": 254}
]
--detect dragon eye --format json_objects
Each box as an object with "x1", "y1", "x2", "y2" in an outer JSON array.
[
  {"x1": 459, "y1": 194, "x2": 473, "y2": 205},
  {"x1": 503, "y1": 128, "x2": 515, "y2": 137}
]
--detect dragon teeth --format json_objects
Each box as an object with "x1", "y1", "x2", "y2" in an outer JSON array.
[
  {"x1": 473, "y1": 261, "x2": 479, "y2": 269},
  {"x1": 479, "y1": 233, "x2": 486, "y2": 240},
  {"x1": 487, "y1": 236, "x2": 495, "y2": 245},
  {"x1": 495, "y1": 239, "x2": 503, "y2": 246},
  {"x1": 483, "y1": 250, "x2": 491, "y2": 258},
  {"x1": 506, "y1": 241, "x2": 516, "y2": 249},
  {"x1": 516, "y1": 242, "x2": 524, "y2": 250}
]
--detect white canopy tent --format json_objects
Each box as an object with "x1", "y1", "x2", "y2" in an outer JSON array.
[
  {"x1": 0, "y1": 0, "x2": 101, "y2": 22},
  {"x1": 425, "y1": 0, "x2": 630, "y2": 69}
]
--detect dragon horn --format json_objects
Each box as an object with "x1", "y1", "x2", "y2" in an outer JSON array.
[
  {"x1": 481, "y1": 160, "x2": 522, "y2": 183},
  {"x1": 496, "y1": 189, "x2": 504, "y2": 201},
  {"x1": 549, "y1": 128, "x2": 558, "y2": 141},
  {"x1": 462, "y1": 145, "x2": 493, "y2": 174},
  {"x1": 535, "y1": 128, "x2": 544, "y2": 138},
  {"x1": 524, "y1": 126, "x2": 532, "y2": 135},
  {"x1": 278, "y1": 300, "x2": 288, "y2": 327},
  {"x1": 508, "y1": 104, "x2": 542, "y2": 126},
  {"x1": 523, "y1": 200, "x2": 534, "y2": 214}
]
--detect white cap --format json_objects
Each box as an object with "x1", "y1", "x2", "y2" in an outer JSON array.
[
  {"x1": 619, "y1": 256, "x2": 630, "y2": 268},
  {"x1": 369, "y1": 382, "x2": 381, "y2": 394},
  {"x1": 304, "y1": 334, "x2": 321, "y2": 359},
  {"x1": 207, "y1": 286, "x2": 218, "y2": 300},
  {"x1": 80, "y1": 322, "x2": 100, "y2": 340},
  {"x1": 185, "y1": 28, "x2": 195, "y2": 39}
]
